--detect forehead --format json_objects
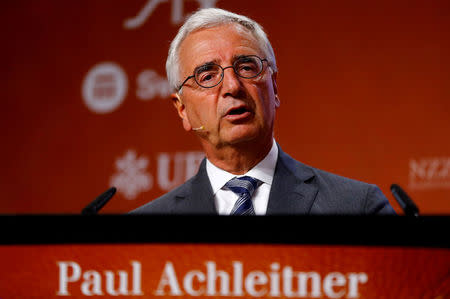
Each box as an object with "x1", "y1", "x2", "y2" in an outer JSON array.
[{"x1": 178, "y1": 24, "x2": 262, "y2": 73}]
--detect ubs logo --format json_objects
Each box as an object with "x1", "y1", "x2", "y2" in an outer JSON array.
[{"x1": 110, "y1": 149, "x2": 205, "y2": 200}]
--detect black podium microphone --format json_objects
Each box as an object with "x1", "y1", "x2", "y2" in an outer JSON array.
[
  {"x1": 82, "y1": 187, "x2": 117, "y2": 215},
  {"x1": 390, "y1": 184, "x2": 419, "y2": 217}
]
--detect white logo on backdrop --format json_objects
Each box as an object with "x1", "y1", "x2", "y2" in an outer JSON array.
[
  {"x1": 124, "y1": 0, "x2": 219, "y2": 29},
  {"x1": 409, "y1": 157, "x2": 450, "y2": 189},
  {"x1": 137, "y1": 70, "x2": 171, "y2": 100},
  {"x1": 82, "y1": 62, "x2": 128, "y2": 114},
  {"x1": 110, "y1": 150, "x2": 204, "y2": 200},
  {"x1": 82, "y1": 66, "x2": 170, "y2": 113},
  {"x1": 110, "y1": 150, "x2": 153, "y2": 200},
  {"x1": 157, "y1": 151, "x2": 204, "y2": 191}
]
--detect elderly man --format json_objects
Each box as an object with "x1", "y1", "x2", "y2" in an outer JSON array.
[{"x1": 133, "y1": 8, "x2": 395, "y2": 215}]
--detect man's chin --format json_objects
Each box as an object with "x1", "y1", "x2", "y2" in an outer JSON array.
[{"x1": 220, "y1": 126, "x2": 262, "y2": 146}]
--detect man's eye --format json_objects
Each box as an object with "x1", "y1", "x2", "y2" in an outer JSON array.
[
  {"x1": 198, "y1": 71, "x2": 218, "y2": 83},
  {"x1": 199, "y1": 73, "x2": 213, "y2": 82},
  {"x1": 238, "y1": 62, "x2": 258, "y2": 75},
  {"x1": 241, "y1": 64, "x2": 255, "y2": 71}
]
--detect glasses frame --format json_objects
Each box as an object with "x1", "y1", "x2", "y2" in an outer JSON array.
[{"x1": 177, "y1": 55, "x2": 268, "y2": 91}]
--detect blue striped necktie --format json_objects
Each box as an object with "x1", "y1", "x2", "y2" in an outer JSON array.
[{"x1": 224, "y1": 176, "x2": 262, "y2": 215}]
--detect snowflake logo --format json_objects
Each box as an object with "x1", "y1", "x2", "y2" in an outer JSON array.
[{"x1": 110, "y1": 150, "x2": 153, "y2": 200}]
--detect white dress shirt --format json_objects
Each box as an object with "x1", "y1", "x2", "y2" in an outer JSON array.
[{"x1": 206, "y1": 140, "x2": 278, "y2": 215}]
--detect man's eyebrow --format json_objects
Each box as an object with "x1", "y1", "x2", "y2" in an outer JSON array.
[
  {"x1": 233, "y1": 54, "x2": 251, "y2": 61},
  {"x1": 192, "y1": 55, "x2": 255, "y2": 71},
  {"x1": 194, "y1": 59, "x2": 221, "y2": 70}
]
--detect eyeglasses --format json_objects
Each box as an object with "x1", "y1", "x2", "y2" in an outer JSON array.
[{"x1": 178, "y1": 55, "x2": 268, "y2": 91}]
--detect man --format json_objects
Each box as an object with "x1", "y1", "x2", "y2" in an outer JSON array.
[{"x1": 133, "y1": 8, "x2": 395, "y2": 215}]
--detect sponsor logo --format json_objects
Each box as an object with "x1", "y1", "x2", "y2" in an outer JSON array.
[
  {"x1": 136, "y1": 69, "x2": 171, "y2": 100},
  {"x1": 82, "y1": 62, "x2": 128, "y2": 114},
  {"x1": 124, "y1": 0, "x2": 219, "y2": 29},
  {"x1": 84, "y1": 0, "x2": 221, "y2": 113},
  {"x1": 110, "y1": 150, "x2": 204, "y2": 200},
  {"x1": 110, "y1": 150, "x2": 153, "y2": 200},
  {"x1": 82, "y1": 66, "x2": 170, "y2": 114},
  {"x1": 409, "y1": 157, "x2": 450, "y2": 190},
  {"x1": 156, "y1": 151, "x2": 204, "y2": 191}
]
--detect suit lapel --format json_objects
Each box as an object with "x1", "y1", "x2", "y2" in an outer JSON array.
[
  {"x1": 172, "y1": 159, "x2": 217, "y2": 214},
  {"x1": 266, "y1": 147, "x2": 319, "y2": 215},
  {"x1": 171, "y1": 148, "x2": 318, "y2": 215}
]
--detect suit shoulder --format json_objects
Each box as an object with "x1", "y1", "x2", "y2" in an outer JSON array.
[
  {"x1": 279, "y1": 151, "x2": 395, "y2": 214},
  {"x1": 280, "y1": 150, "x2": 369, "y2": 191},
  {"x1": 129, "y1": 177, "x2": 195, "y2": 214},
  {"x1": 312, "y1": 167, "x2": 395, "y2": 214},
  {"x1": 313, "y1": 167, "x2": 373, "y2": 193}
]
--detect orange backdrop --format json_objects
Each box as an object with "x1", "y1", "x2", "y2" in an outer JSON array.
[{"x1": 1, "y1": 0, "x2": 449, "y2": 213}]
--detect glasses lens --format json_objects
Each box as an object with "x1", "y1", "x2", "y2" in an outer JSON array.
[
  {"x1": 235, "y1": 56, "x2": 263, "y2": 79},
  {"x1": 194, "y1": 63, "x2": 222, "y2": 88}
]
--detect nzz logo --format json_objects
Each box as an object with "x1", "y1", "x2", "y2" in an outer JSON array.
[{"x1": 409, "y1": 157, "x2": 450, "y2": 189}]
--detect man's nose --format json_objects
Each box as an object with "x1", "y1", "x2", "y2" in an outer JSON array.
[{"x1": 221, "y1": 66, "x2": 243, "y2": 97}]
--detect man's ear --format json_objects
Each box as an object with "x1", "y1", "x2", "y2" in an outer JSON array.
[
  {"x1": 271, "y1": 72, "x2": 280, "y2": 108},
  {"x1": 171, "y1": 93, "x2": 192, "y2": 131}
]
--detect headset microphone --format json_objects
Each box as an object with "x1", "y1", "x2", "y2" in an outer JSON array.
[{"x1": 192, "y1": 125, "x2": 205, "y2": 131}]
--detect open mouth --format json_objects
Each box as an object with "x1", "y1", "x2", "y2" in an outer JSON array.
[
  {"x1": 228, "y1": 107, "x2": 250, "y2": 115},
  {"x1": 224, "y1": 105, "x2": 253, "y2": 122}
]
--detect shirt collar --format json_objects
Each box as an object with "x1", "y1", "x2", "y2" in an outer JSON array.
[{"x1": 206, "y1": 139, "x2": 278, "y2": 194}]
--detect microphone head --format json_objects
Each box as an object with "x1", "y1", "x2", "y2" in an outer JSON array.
[
  {"x1": 82, "y1": 187, "x2": 117, "y2": 215},
  {"x1": 390, "y1": 184, "x2": 419, "y2": 217}
]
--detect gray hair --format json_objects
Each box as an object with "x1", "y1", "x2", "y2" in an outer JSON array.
[{"x1": 166, "y1": 8, "x2": 277, "y2": 91}]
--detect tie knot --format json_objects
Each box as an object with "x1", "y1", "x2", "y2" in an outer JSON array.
[{"x1": 224, "y1": 176, "x2": 261, "y2": 197}]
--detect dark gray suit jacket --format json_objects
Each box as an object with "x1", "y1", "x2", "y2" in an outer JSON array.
[{"x1": 132, "y1": 147, "x2": 395, "y2": 214}]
